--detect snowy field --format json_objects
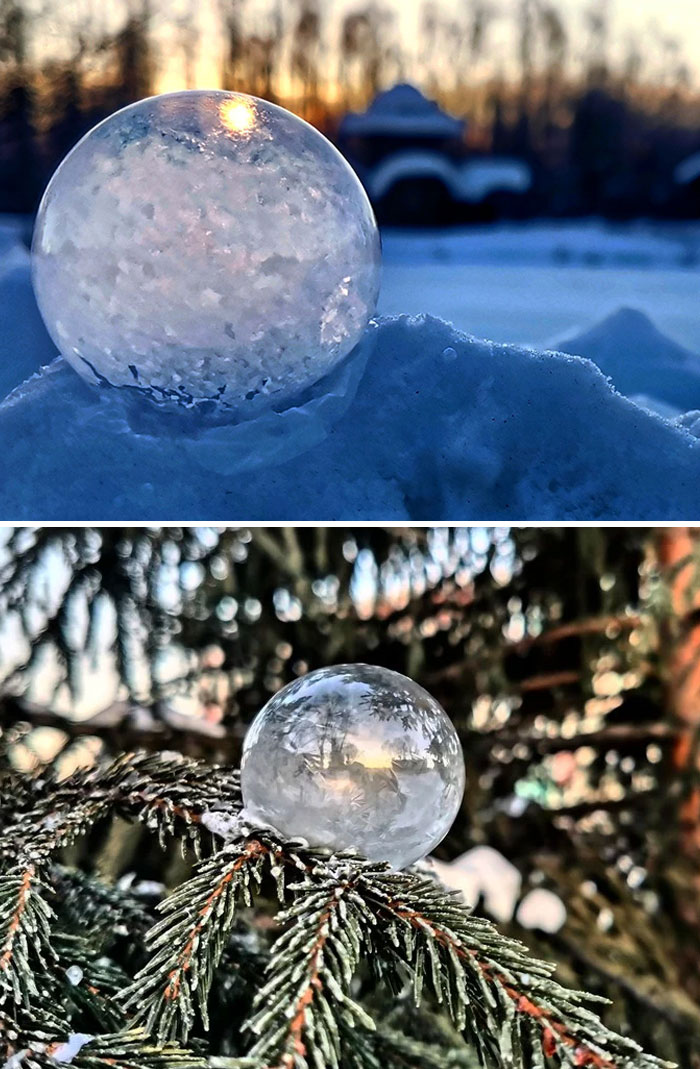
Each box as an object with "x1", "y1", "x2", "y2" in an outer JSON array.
[
  {"x1": 379, "y1": 222, "x2": 700, "y2": 352},
  {"x1": 3, "y1": 216, "x2": 700, "y2": 519}
]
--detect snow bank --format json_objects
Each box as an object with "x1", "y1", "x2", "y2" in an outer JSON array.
[
  {"x1": 676, "y1": 410, "x2": 700, "y2": 438},
  {"x1": 2, "y1": 313, "x2": 700, "y2": 520},
  {"x1": 555, "y1": 308, "x2": 700, "y2": 415}
]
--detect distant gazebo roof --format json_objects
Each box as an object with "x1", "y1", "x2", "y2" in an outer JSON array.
[
  {"x1": 675, "y1": 152, "x2": 700, "y2": 186},
  {"x1": 339, "y1": 84, "x2": 465, "y2": 139}
]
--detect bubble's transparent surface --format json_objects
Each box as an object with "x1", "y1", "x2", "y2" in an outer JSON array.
[
  {"x1": 32, "y1": 91, "x2": 380, "y2": 415},
  {"x1": 241, "y1": 664, "x2": 465, "y2": 870}
]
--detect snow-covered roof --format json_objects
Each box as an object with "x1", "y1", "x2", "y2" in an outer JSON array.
[
  {"x1": 369, "y1": 152, "x2": 459, "y2": 199},
  {"x1": 459, "y1": 159, "x2": 532, "y2": 201},
  {"x1": 340, "y1": 84, "x2": 464, "y2": 138},
  {"x1": 366, "y1": 151, "x2": 532, "y2": 203},
  {"x1": 675, "y1": 152, "x2": 700, "y2": 185}
]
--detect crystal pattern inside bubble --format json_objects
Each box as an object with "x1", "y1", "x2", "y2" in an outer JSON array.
[
  {"x1": 241, "y1": 664, "x2": 465, "y2": 869},
  {"x1": 31, "y1": 91, "x2": 380, "y2": 415}
]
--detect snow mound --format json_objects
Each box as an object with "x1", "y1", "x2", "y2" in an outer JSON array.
[
  {"x1": 629, "y1": 394, "x2": 684, "y2": 420},
  {"x1": 2, "y1": 314, "x2": 700, "y2": 520},
  {"x1": 675, "y1": 410, "x2": 700, "y2": 438},
  {"x1": 555, "y1": 307, "x2": 700, "y2": 413}
]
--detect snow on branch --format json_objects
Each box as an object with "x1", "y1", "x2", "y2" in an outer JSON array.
[{"x1": 0, "y1": 1016, "x2": 208, "y2": 1069}]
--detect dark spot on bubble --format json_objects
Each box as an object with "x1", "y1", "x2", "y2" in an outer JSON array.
[
  {"x1": 129, "y1": 364, "x2": 139, "y2": 381},
  {"x1": 224, "y1": 322, "x2": 236, "y2": 340}
]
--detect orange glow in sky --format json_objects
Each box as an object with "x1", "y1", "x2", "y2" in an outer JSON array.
[{"x1": 143, "y1": 0, "x2": 700, "y2": 98}]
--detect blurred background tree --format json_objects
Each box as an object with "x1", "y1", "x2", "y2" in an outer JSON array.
[
  {"x1": 1, "y1": 526, "x2": 700, "y2": 1064},
  {"x1": 1, "y1": 0, "x2": 700, "y2": 216}
]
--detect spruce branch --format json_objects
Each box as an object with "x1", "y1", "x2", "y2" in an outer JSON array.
[
  {"x1": 0, "y1": 753, "x2": 240, "y2": 1018},
  {"x1": 52, "y1": 932, "x2": 131, "y2": 1031},
  {"x1": 2, "y1": 752, "x2": 241, "y2": 866},
  {"x1": 0, "y1": 864, "x2": 55, "y2": 1007},
  {"x1": 50, "y1": 866, "x2": 154, "y2": 938},
  {"x1": 122, "y1": 840, "x2": 276, "y2": 1042},
  {"x1": 244, "y1": 864, "x2": 376, "y2": 1069},
  {"x1": 0, "y1": 752, "x2": 677, "y2": 1069},
  {"x1": 232, "y1": 844, "x2": 671, "y2": 1069},
  {"x1": 339, "y1": 1021, "x2": 480, "y2": 1068},
  {"x1": 0, "y1": 1013, "x2": 208, "y2": 1069},
  {"x1": 359, "y1": 868, "x2": 668, "y2": 1069}
]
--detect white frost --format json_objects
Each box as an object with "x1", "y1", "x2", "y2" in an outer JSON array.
[
  {"x1": 50, "y1": 1035, "x2": 94, "y2": 1064},
  {"x1": 64, "y1": 965, "x2": 83, "y2": 986},
  {"x1": 201, "y1": 809, "x2": 249, "y2": 840}
]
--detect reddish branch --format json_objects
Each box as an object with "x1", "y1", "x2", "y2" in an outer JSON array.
[
  {"x1": 0, "y1": 695, "x2": 228, "y2": 743},
  {"x1": 656, "y1": 528, "x2": 700, "y2": 853},
  {"x1": 0, "y1": 866, "x2": 35, "y2": 973},
  {"x1": 512, "y1": 614, "x2": 642, "y2": 655},
  {"x1": 518, "y1": 670, "x2": 582, "y2": 692},
  {"x1": 387, "y1": 899, "x2": 616, "y2": 1069},
  {"x1": 428, "y1": 613, "x2": 643, "y2": 688},
  {"x1": 123, "y1": 791, "x2": 204, "y2": 827},
  {"x1": 164, "y1": 840, "x2": 269, "y2": 1002}
]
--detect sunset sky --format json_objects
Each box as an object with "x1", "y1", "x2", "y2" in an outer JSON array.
[
  {"x1": 36, "y1": 0, "x2": 700, "y2": 98},
  {"x1": 152, "y1": 0, "x2": 700, "y2": 95}
]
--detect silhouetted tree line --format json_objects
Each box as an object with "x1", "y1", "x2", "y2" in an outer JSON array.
[{"x1": 1, "y1": 0, "x2": 700, "y2": 217}]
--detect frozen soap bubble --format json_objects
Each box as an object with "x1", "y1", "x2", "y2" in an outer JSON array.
[
  {"x1": 31, "y1": 90, "x2": 380, "y2": 416},
  {"x1": 241, "y1": 664, "x2": 465, "y2": 870}
]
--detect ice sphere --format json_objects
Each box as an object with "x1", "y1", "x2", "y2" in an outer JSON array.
[
  {"x1": 240, "y1": 664, "x2": 465, "y2": 870},
  {"x1": 31, "y1": 90, "x2": 380, "y2": 415}
]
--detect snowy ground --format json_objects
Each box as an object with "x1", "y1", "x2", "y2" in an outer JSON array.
[
  {"x1": 3, "y1": 216, "x2": 700, "y2": 519},
  {"x1": 379, "y1": 221, "x2": 700, "y2": 353}
]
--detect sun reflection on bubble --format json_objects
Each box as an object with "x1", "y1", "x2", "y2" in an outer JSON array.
[{"x1": 219, "y1": 97, "x2": 257, "y2": 135}]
